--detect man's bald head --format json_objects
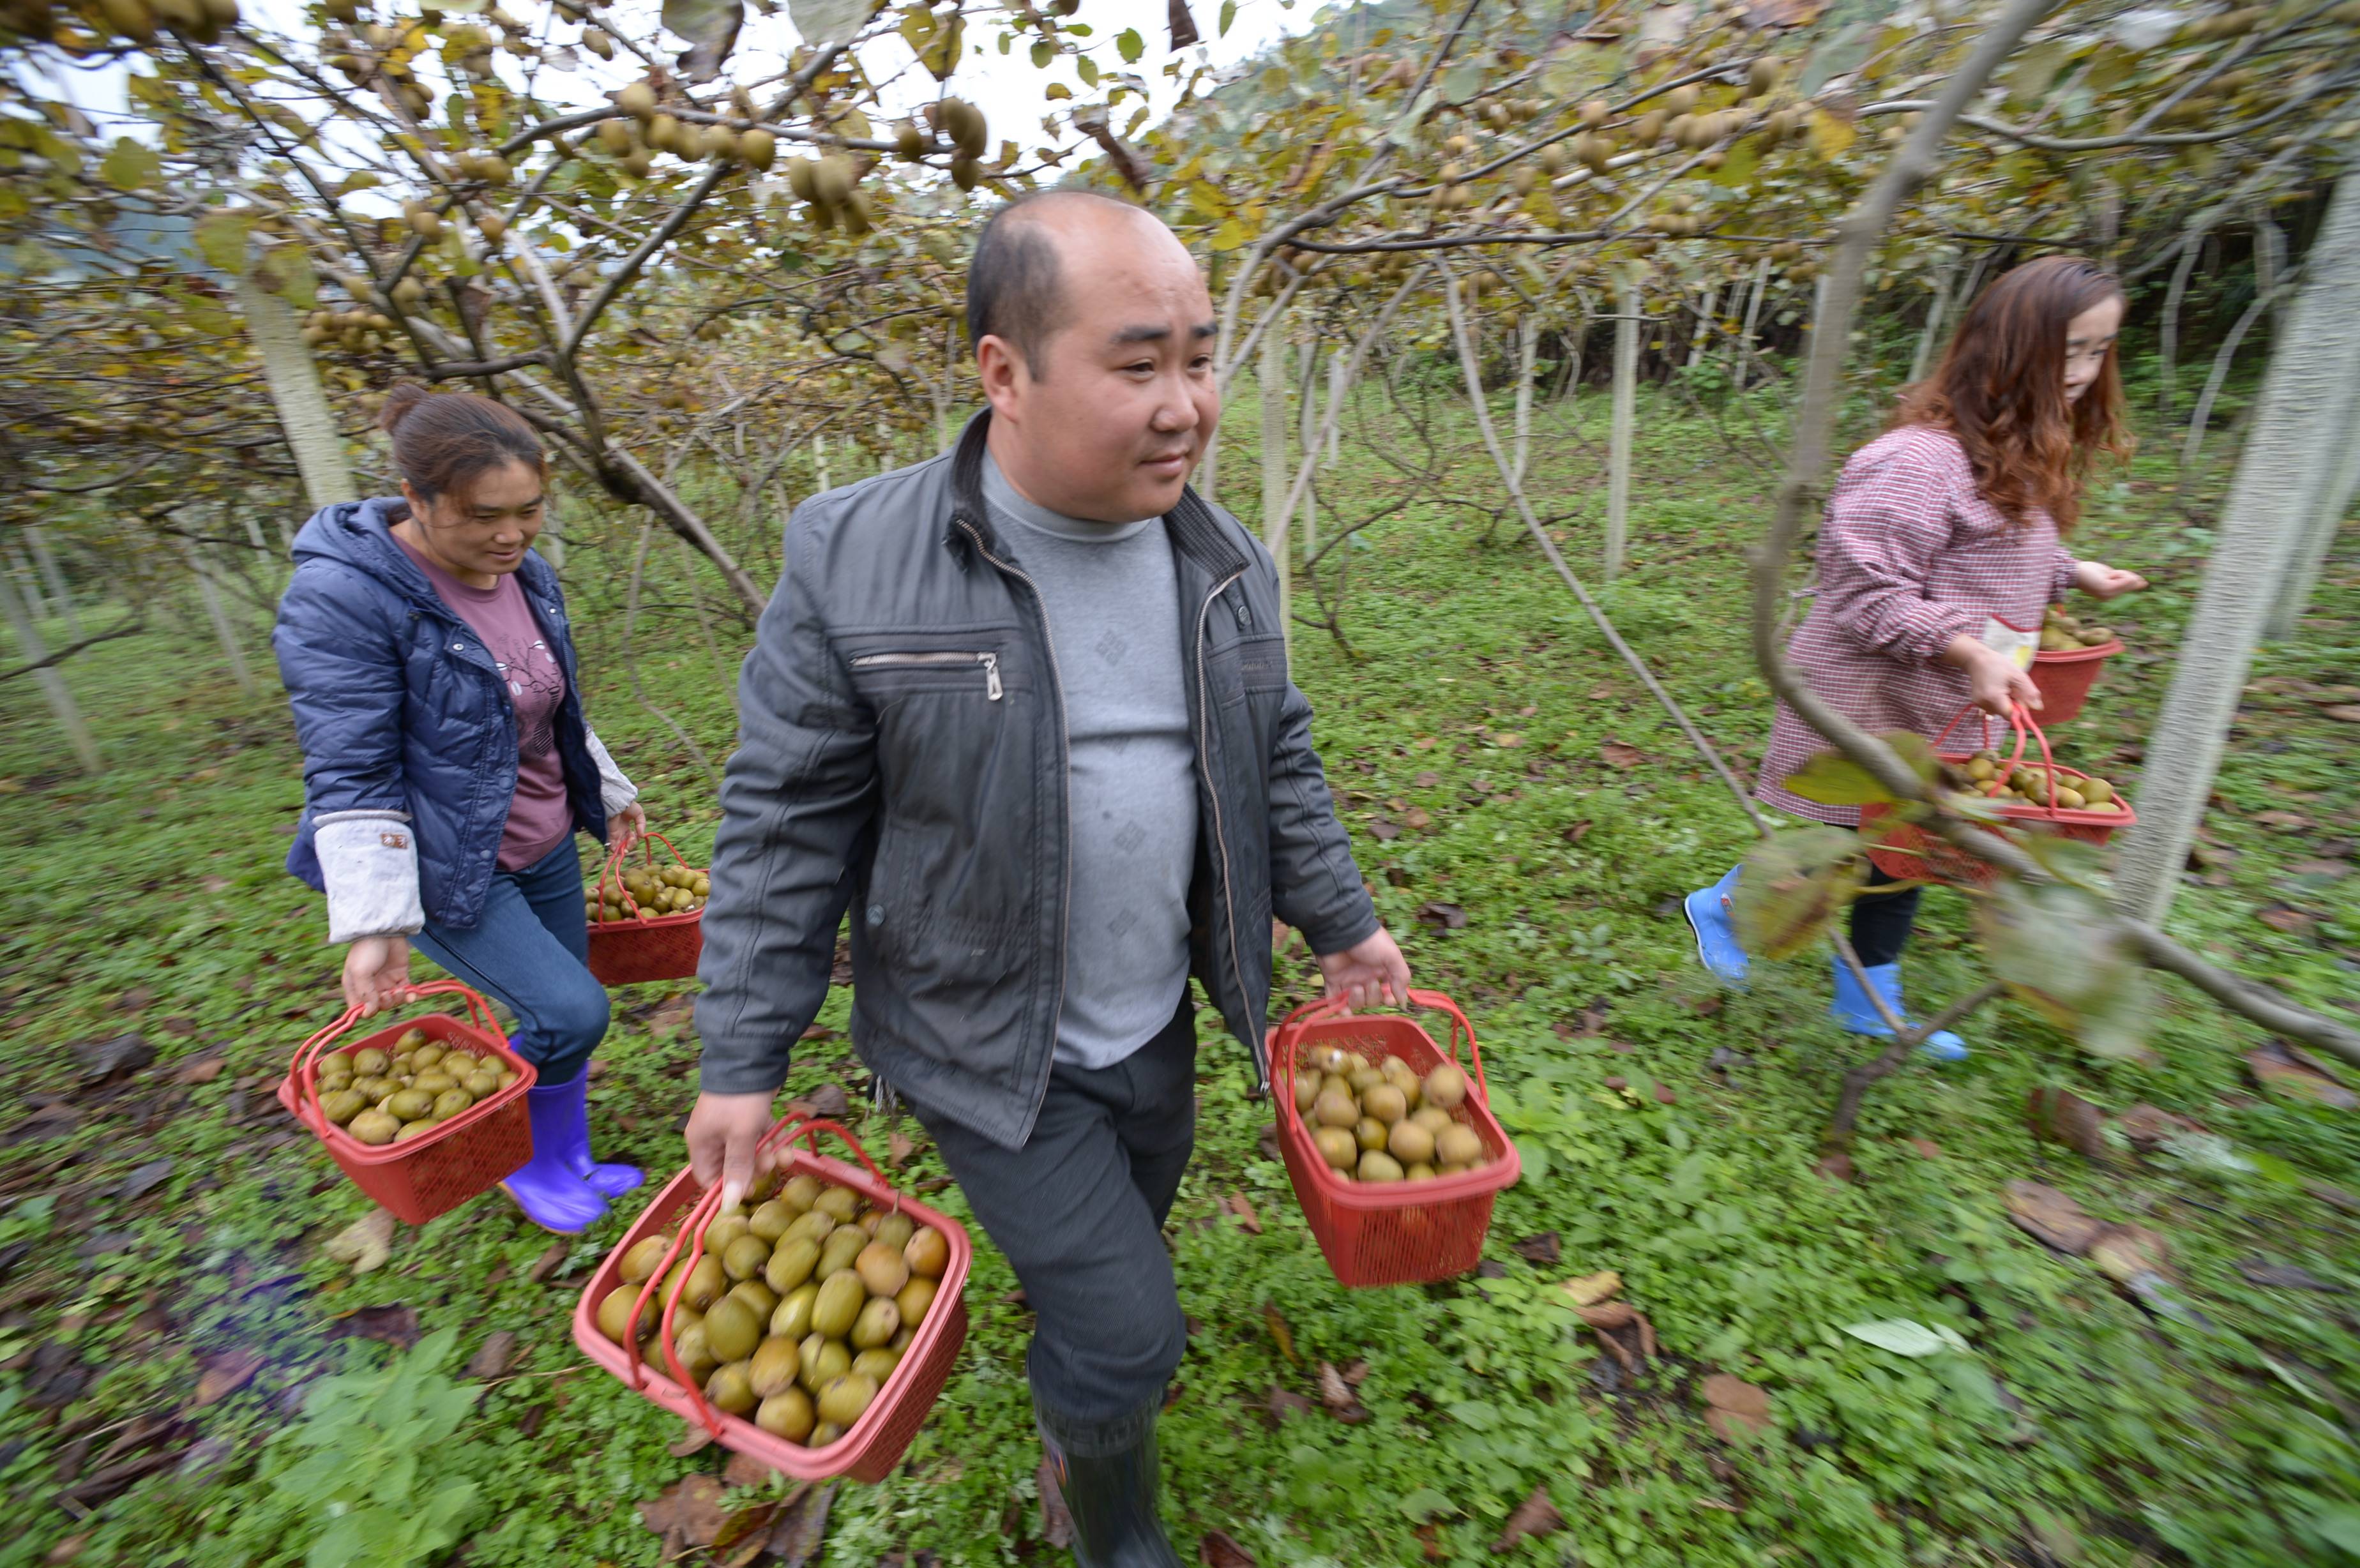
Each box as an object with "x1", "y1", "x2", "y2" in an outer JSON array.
[{"x1": 967, "y1": 190, "x2": 1178, "y2": 377}]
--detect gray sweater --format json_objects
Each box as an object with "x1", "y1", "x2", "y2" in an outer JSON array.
[{"x1": 983, "y1": 453, "x2": 1197, "y2": 1070}]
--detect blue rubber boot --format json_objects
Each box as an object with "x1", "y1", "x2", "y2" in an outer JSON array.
[
  {"x1": 549, "y1": 1069, "x2": 644, "y2": 1198},
  {"x1": 1682, "y1": 864, "x2": 1751, "y2": 986},
  {"x1": 1829, "y1": 958, "x2": 1967, "y2": 1061},
  {"x1": 501, "y1": 1078, "x2": 612, "y2": 1234}
]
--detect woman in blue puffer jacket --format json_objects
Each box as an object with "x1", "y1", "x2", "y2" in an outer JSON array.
[{"x1": 275, "y1": 384, "x2": 645, "y2": 1233}]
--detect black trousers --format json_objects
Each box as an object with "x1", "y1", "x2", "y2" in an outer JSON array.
[
  {"x1": 1851, "y1": 863, "x2": 1921, "y2": 967},
  {"x1": 902, "y1": 993, "x2": 1197, "y2": 1436}
]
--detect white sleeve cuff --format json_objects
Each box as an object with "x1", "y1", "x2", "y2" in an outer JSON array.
[
  {"x1": 586, "y1": 729, "x2": 639, "y2": 818},
  {"x1": 315, "y1": 811, "x2": 426, "y2": 943}
]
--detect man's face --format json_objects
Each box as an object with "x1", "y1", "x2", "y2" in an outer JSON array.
[{"x1": 979, "y1": 209, "x2": 1220, "y2": 524}]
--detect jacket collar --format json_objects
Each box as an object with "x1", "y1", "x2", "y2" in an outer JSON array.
[
  {"x1": 293, "y1": 495, "x2": 560, "y2": 617},
  {"x1": 945, "y1": 409, "x2": 1248, "y2": 581}
]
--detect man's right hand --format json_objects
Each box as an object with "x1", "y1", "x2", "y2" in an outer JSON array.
[{"x1": 686, "y1": 1091, "x2": 780, "y2": 1212}]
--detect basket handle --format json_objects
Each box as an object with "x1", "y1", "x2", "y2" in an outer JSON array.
[
  {"x1": 286, "y1": 980, "x2": 508, "y2": 1134},
  {"x1": 1271, "y1": 989, "x2": 1486, "y2": 1105},
  {"x1": 1940, "y1": 700, "x2": 2076, "y2": 820},
  {"x1": 596, "y1": 828, "x2": 700, "y2": 921}
]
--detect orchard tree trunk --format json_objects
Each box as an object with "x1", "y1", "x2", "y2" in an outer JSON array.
[
  {"x1": 1326, "y1": 351, "x2": 1347, "y2": 466},
  {"x1": 1907, "y1": 255, "x2": 1957, "y2": 384},
  {"x1": 1732, "y1": 257, "x2": 1770, "y2": 387},
  {"x1": 2267, "y1": 386, "x2": 2360, "y2": 638},
  {"x1": 1607, "y1": 280, "x2": 1638, "y2": 582},
  {"x1": 7, "y1": 543, "x2": 47, "y2": 624},
  {"x1": 2116, "y1": 170, "x2": 2360, "y2": 923},
  {"x1": 238, "y1": 275, "x2": 355, "y2": 509},
  {"x1": 25, "y1": 527, "x2": 80, "y2": 642},
  {"x1": 179, "y1": 537, "x2": 257, "y2": 700},
  {"x1": 1512, "y1": 315, "x2": 1537, "y2": 488},
  {"x1": 1685, "y1": 285, "x2": 1716, "y2": 370},
  {"x1": 0, "y1": 566, "x2": 100, "y2": 772},
  {"x1": 1297, "y1": 336, "x2": 1319, "y2": 564}
]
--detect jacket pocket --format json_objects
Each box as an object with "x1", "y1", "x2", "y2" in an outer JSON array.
[
  {"x1": 849, "y1": 649, "x2": 1002, "y2": 700},
  {"x1": 1207, "y1": 631, "x2": 1289, "y2": 710}
]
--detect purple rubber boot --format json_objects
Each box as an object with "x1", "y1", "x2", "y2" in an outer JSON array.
[
  {"x1": 549, "y1": 1069, "x2": 644, "y2": 1198},
  {"x1": 500, "y1": 1078, "x2": 610, "y2": 1234}
]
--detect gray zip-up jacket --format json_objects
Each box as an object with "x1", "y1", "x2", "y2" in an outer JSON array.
[{"x1": 694, "y1": 412, "x2": 1380, "y2": 1149}]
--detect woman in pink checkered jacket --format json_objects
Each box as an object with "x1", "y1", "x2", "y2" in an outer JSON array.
[{"x1": 1685, "y1": 256, "x2": 2149, "y2": 1059}]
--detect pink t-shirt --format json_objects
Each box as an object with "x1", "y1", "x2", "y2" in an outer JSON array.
[{"x1": 395, "y1": 532, "x2": 575, "y2": 870}]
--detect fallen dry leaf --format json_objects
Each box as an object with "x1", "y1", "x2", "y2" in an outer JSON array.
[
  {"x1": 192, "y1": 1350, "x2": 264, "y2": 1408},
  {"x1": 1262, "y1": 1301, "x2": 1297, "y2": 1364},
  {"x1": 465, "y1": 1329, "x2": 519, "y2": 1380},
  {"x1": 1037, "y1": 1457, "x2": 1073, "y2": 1549},
  {"x1": 1402, "y1": 807, "x2": 1433, "y2": 831},
  {"x1": 1701, "y1": 1373, "x2": 1773, "y2": 1439},
  {"x1": 526, "y1": 1242, "x2": 571, "y2": 1285},
  {"x1": 1368, "y1": 820, "x2": 1402, "y2": 841},
  {"x1": 763, "y1": 1481, "x2": 833, "y2": 1567},
  {"x1": 2115, "y1": 1103, "x2": 2203, "y2": 1151},
  {"x1": 1263, "y1": 1385, "x2": 1315, "y2": 1424},
  {"x1": 321, "y1": 1210, "x2": 394, "y2": 1274},
  {"x1": 329, "y1": 1304, "x2": 420, "y2": 1348},
  {"x1": 1200, "y1": 1528, "x2": 1259, "y2": 1567},
  {"x1": 667, "y1": 1422, "x2": 718, "y2": 1458},
  {"x1": 1416, "y1": 901, "x2": 1469, "y2": 932},
  {"x1": 1341, "y1": 1359, "x2": 1370, "y2": 1385},
  {"x1": 2257, "y1": 905, "x2": 2316, "y2": 935},
  {"x1": 722, "y1": 1450, "x2": 773, "y2": 1489},
  {"x1": 1256, "y1": 1122, "x2": 1282, "y2": 1163},
  {"x1": 2027, "y1": 1086, "x2": 2109, "y2": 1161},
  {"x1": 172, "y1": 1058, "x2": 226, "y2": 1085},
  {"x1": 1909, "y1": 1136, "x2": 1944, "y2": 1159},
  {"x1": 2004, "y1": 1180, "x2": 2103, "y2": 1256},
  {"x1": 2245, "y1": 1043, "x2": 2357, "y2": 1109},
  {"x1": 1317, "y1": 1362, "x2": 1369, "y2": 1423},
  {"x1": 1601, "y1": 741, "x2": 1645, "y2": 769},
  {"x1": 1559, "y1": 1269, "x2": 1622, "y2": 1307},
  {"x1": 2235, "y1": 1259, "x2": 2345, "y2": 1292},
  {"x1": 1491, "y1": 1487, "x2": 1566, "y2": 1551},
  {"x1": 1222, "y1": 1193, "x2": 1262, "y2": 1235},
  {"x1": 2088, "y1": 1224, "x2": 2170, "y2": 1284},
  {"x1": 804, "y1": 1082, "x2": 852, "y2": 1119},
  {"x1": 886, "y1": 1131, "x2": 916, "y2": 1168},
  {"x1": 2322, "y1": 704, "x2": 2360, "y2": 722},
  {"x1": 639, "y1": 1474, "x2": 729, "y2": 1546},
  {"x1": 1512, "y1": 1232, "x2": 1561, "y2": 1266}
]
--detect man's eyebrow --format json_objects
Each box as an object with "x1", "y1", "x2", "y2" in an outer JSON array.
[{"x1": 1110, "y1": 322, "x2": 1220, "y2": 345}]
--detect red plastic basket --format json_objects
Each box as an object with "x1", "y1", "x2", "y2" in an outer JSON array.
[
  {"x1": 585, "y1": 829, "x2": 705, "y2": 987},
  {"x1": 1271, "y1": 990, "x2": 1520, "y2": 1288},
  {"x1": 276, "y1": 980, "x2": 538, "y2": 1225},
  {"x1": 1857, "y1": 704, "x2": 2135, "y2": 887},
  {"x1": 2029, "y1": 638, "x2": 2122, "y2": 727},
  {"x1": 571, "y1": 1117, "x2": 971, "y2": 1484}
]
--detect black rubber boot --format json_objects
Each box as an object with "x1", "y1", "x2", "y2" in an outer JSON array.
[{"x1": 1036, "y1": 1397, "x2": 1186, "y2": 1568}]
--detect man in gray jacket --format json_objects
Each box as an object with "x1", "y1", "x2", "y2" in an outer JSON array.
[{"x1": 687, "y1": 191, "x2": 1407, "y2": 1564}]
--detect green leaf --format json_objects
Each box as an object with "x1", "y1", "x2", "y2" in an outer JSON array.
[
  {"x1": 100, "y1": 137, "x2": 159, "y2": 191},
  {"x1": 1797, "y1": 21, "x2": 1870, "y2": 96},
  {"x1": 663, "y1": 0, "x2": 743, "y2": 79},
  {"x1": 1441, "y1": 59, "x2": 1483, "y2": 104},
  {"x1": 1780, "y1": 748, "x2": 1895, "y2": 806},
  {"x1": 1841, "y1": 1318, "x2": 1969, "y2": 1357},
  {"x1": 1218, "y1": 0, "x2": 1236, "y2": 36},
  {"x1": 1398, "y1": 1486, "x2": 1453, "y2": 1521},
  {"x1": 1031, "y1": 37, "x2": 1053, "y2": 68},
  {"x1": 1975, "y1": 880, "x2": 2151, "y2": 1059},
  {"x1": 1210, "y1": 216, "x2": 1250, "y2": 251},
  {"x1": 1515, "y1": 1137, "x2": 1550, "y2": 1182},
  {"x1": 1732, "y1": 827, "x2": 1863, "y2": 960},
  {"x1": 1878, "y1": 730, "x2": 1940, "y2": 787},
  {"x1": 193, "y1": 209, "x2": 252, "y2": 274},
  {"x1": 785, "y1": 0, "x2": 865, "y2": 46},
  {"x1": 252, "y1": 243, "x2": 316, "y2": 308},
  {"x1": 1115, "y1": 27, "x2": 1144, "y2": 64},
  {"x1": 1075, "y1": 54, "x2": 1098, "y2": 86}
]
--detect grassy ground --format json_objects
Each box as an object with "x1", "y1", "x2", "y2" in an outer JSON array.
[{"x1": 1, "y1": 362, "x2": 2357, "y2": 1568}]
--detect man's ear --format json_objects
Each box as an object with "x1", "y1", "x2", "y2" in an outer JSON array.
[{"x1": 975, "y1": 333, "x2": 1027, "y2": 416}]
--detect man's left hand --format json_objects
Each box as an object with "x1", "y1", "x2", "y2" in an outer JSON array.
[{"x1": 1317, "y1": 927, "x2": 1411, "y2": 1013}]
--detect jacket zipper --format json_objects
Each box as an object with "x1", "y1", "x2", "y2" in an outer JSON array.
[
  {"x1": 1195, "y1": 570, "x2": 1260, "y2": 1089},
  {"x1": 955, "y1": 519, "x2": 1070, "y2": 1129},
  {"x1": 849, "y1": 649, "x2": 1002, "y2": 700}
]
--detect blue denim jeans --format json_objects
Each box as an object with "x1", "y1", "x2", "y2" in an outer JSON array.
[{"x1": 413, "y1": 837, "x2": 609, "y2": 1083}]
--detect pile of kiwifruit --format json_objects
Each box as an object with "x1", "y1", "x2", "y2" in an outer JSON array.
[
  {"x1": 2040, "y1": 604, "x2": 2117, "y2": 652},
  {"x1": 1290, "y1": 1046, "x2": 1493, "y2": 1184},
  {"x1": 314, "y1": 1027, "x2": 519, "y2": 1145},
  {"x1": 595, "y1": 1172, "x2": 951, "y2": 1449},
  {"x1": 1954, "y1": 750, "x2": 2126, "y2": 813},
  {"x1": 587, "y1": 863, "x2": 709, "y2": 923}
]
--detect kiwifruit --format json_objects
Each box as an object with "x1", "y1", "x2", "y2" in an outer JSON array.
[
  {"x1": 798, "y1": 1333, "x2": 851, "y2": 1394},
  {"x1": 856, "y1": 1240, "x2": 911, "y2": 1300},
  {"x1": 385, "y1": 1088, "x2": 435, "y2": 1120},
  {"x1": 1666, "y1": 84, "x2": 1700, "y2": 115},
  {"x1": 771, "y1": 1283, "x2": 820, "y2": 1341},
  {"x1": 1314, "y1": 1126, "x2": 1359, "y2": 1170},
  {"x1": 816, "y1": 1371, "x2": 879, "y2": 1426},
  {"x1": 738, "y1": 128, "x2": 776, "y2": 170},
  {"x1": 703, "y1": 1295, "x2": 762, "y2": 1364},
  {"x1": 1313, "y1": 1088, "x2": 1359, "y2": 1129},
  {"x1": 872, "y1": 1211, "x2": 917, "y2": 1253},
  {"x1": 1292, "y1": 1074, "x2": 1320, "y2": 1113},
  {"x1": 750, "y1": 1200, "x2": 798, "y2": 1244},
  {"x1": 1349, "y1": 1065, "x2": 1386, "y2": 1095},
  {"x1": 817, "y1": 1226, "x2": 869, "y2": 1282},
  {"x1": 721, "y1": 1233, "x2": 771, "y2": 1283},
  {"x1": 889, "y1": 1325, "x2": 916, "y2": 1354},
  {"x1": 705, "y1": 1360, "x2": 757, "y2": 1415},
  {"x1": 748, "y1": 1334, "x2": 801, "y2": 1398},
  {"x1": 756, "y1": 1385, "x2": 815, "y2": 1440},
  {"x1": 765, "y1": 1237, "x2": 821, "y2": 1296},
  {"x1": 671, "y1": 1255, "x2": 726, "y2": 1313},
  {"x1": 1388, "y1": 1120, "x2": 1437, "y2": 1166},
  {"x1": 351, "y1": 1047, "x2": 393, "y2": 1077},
  {"x1": 896, "y1": 120, "x2": 926, "y2": 160},
  {"x1": 671, "y1": 1320, "x2": 719, "y2": 1384},
  {"x1": 1435, "y1": 1124, "x2": 1484, "y2": 1166},
  {"x1": 476, "y1": 211, "x2": 506, "y2": 246},
  {"x1": 319, "y1": 1089, "x2": 367, "y2": 1125},
  {"x1": 1362, "y1": 1083, "x2": 1408, "y2": 1125},
  {"x1": 1309, "y1": 1046, "x2": 1352, "y2": 1075},
  {"x1": 394, "y1": 1120, "x2": 436, "y2": 1142},
  {"x1": 349, "y1": 1109, "x2": 401, "y2": 1146},
  {"x1": 1411, "y1": 1106, "x2": 1454, "y2": 1136},
  {"x1": 814, "y1": 1185, "x2": 863, "y2": 1223},
  {"x1": 1405, "y1": 1162, "x2": 1438, "y2": 1181},
  {"x1": 2080, "y1": 777, "x2": 2114, "y2": 804},
  {"x1": 618, "y1": 80, "x2": 656, "y2": 120},
  {"x1": 781, "y1": 1209, "x2": 836, "y2": 1247},
  {"x1": 1355, "y1": 1116, "x2": 1389, "y2": 1153},
  {"x1": 597, "y1": 1285, "x2": 647, "y2": 1345},
  {"x1": 430, "y1": 1089, "x2": 474, "y2": 1120},
  {"x1": 895, "y1": 1275, "x2": 937, "y2": 1327},
  {"x1": 646, "y1": 113, "x2": 682, "y2": 153},
  {"x1": 596, "y1": 118, "x2": 634, "y2": 155},
  {"x1": 1358, "y1": 1149, "x2": 1405, "y2": 1182},
  {"x1": 620, "y1": 1234, "x2": 672, "y2": 1286},
  {"x1": 463, "y1": 1069, "x2": 501, "y2": 1098},
  {"x1": 852, "y1": 1346, "x2": 900, "y2": 1382},
  {"x1": 812, "y1": 1270, "x2": 866, "y2": 1340},
  {"x1": 728, "y1": 1279, "x2": 780, "y2": 1323},
  {"x1": 904, "y1": 1227, "x2": 949, "y2": 1281},
  {"x1": 808, "y1": 1420, "x2": 846, "y2": 1448},
  {"x1": 850, "y1": 1295, "x2": 900, "y2": 1350},
  {"x1": 1424, "y1": 1064, "x2": 1469, "y2": 1111},
  {"x1": 856, "y1": 1209, "x2": 883, "y2": 1238}
]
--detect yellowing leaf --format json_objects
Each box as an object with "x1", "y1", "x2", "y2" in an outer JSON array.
[
  {"x1": 1558, "y1": 1270, "x2": 1622, "y2": 1307},
  {"x1": 193, "y1": 208, "x2": 252, "y2": 274},
  {"x1": 1807, "y1": 110, "x2": 1856, "y2": 160},
  {"x1": 322, "y1": 1209, "x2": 395, "y2": 1274},
  {"x1": 1732, "y1": 826, "x2": 1863, "y2": 960},
  {"x1": 101, "y1": 137, "x2": 160, "y2": 192},
  {"x1": 1211, "y1": 216, "x2": 1250, "y2": 252},
  {"x1": 1780, "y1": 749, "x2": 1894, "y2": 806}
]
